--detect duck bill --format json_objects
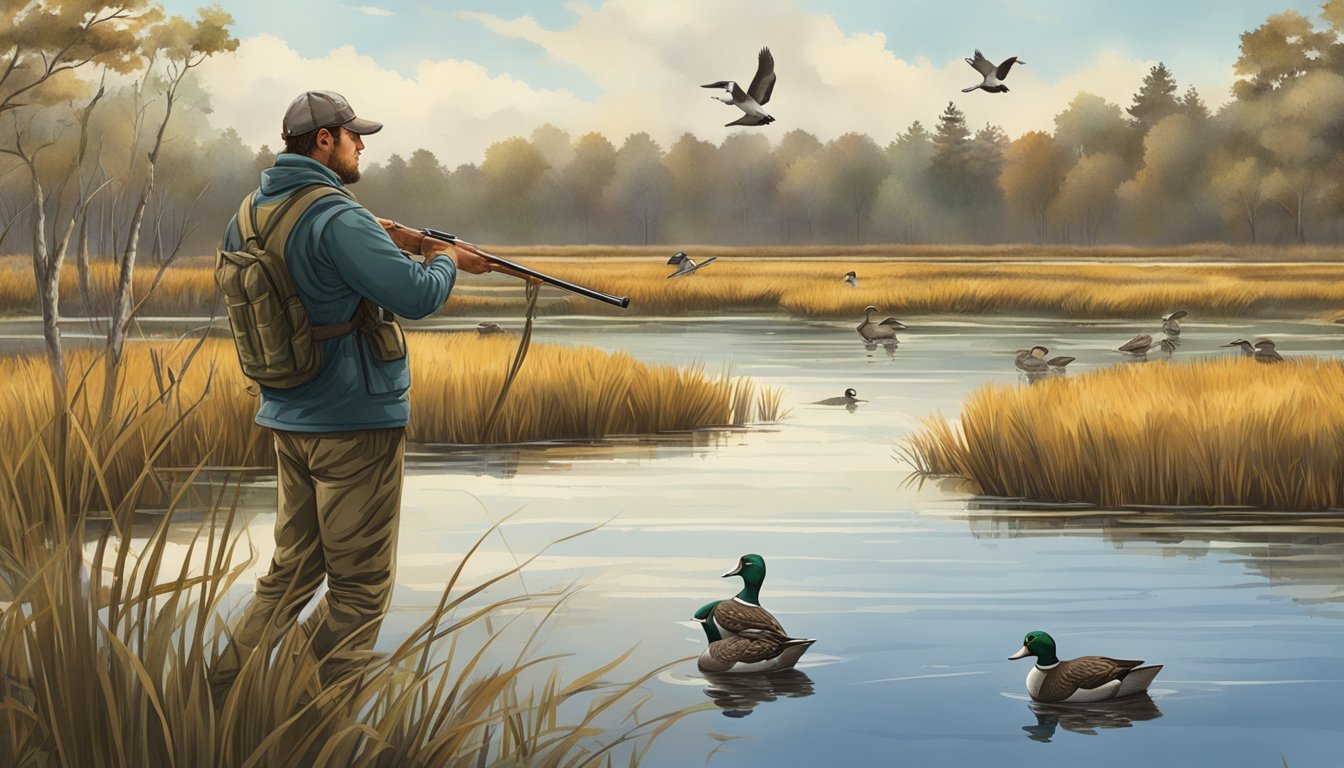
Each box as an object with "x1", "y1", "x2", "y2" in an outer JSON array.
[
  {"x1": 1008, "y1": 645, "x2": 1031, "y2": 660},
  {"x1": 722, "y1": 563, "x2": 743, "y2": 578}
]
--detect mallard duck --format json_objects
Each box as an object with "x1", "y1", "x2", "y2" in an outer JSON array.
[
  {"x1": 1009, "y1": 630, "x2": 1163, "y2": 703},
  {"x1": 811, "y1": 388, "x2": 864, "y2": 406},
  {"x1": 693, "y1": 554, "x2": 815, "y2": 674},
  {"x1": 1161, "y1": 309, "x2": 1187, "y2": 336},
  {"x1": 857, "y1": 306, "x2": 906, "y2": 342}
]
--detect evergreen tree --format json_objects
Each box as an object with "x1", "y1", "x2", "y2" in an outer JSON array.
[
  {"x1": 1128, "y1": 63, "x2": 1180, "y2": 131},
  {"x1": 1179, "y1": 86, "x2": 1209, "y2": 120},
  {"x1": 930, "y1": 102, "x2": 974, "y2": 208}
]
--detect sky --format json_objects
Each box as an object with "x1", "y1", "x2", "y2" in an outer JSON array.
[{"x1": 154, "y1": 0, "x2": 1332, "y2": 167}]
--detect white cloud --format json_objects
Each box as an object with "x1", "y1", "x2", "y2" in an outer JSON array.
[
  {"x1": 356, "y1": 6, "x2": 395, "y2": 17},
  {"x1": 191, "y1": 0, "x2": 1234, "y2": 167}
]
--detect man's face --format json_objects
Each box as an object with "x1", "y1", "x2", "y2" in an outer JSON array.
[{"x1": 322, "y1": 126, "x2": 364, "y2": 184}]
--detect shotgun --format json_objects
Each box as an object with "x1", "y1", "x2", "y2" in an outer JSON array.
[{"x1": 421, "y1": 228, "x2": 631, "y2": 309}]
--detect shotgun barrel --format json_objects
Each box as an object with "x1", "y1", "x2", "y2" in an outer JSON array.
[{"x1": 421, "y1": 228, "x2": 630, "y2": 309}]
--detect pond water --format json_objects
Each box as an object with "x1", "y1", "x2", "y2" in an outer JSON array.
[{"x1": 31, "y1": 312, "x2": 1344, "y2": 767}]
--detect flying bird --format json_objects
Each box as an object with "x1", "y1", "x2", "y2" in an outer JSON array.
[
  {"x1": 843, "y1": 271, "x2": 858, "y2": 287},
  {"x1": 667, "y1": 251, "x2": 718, "y2": 278},
  {"x1": 1253, "y1": 339, "x2": 1284, "y2": 363},
  {"x1": 962, "y1": 49, "x2": 1024, "y2": 94},
  {"x1": 702, "y1": 47, "x2": 777, "y2": 127},
  {"x1": 1222, "y1": 338, "x2": 1255, "y2": 356}
]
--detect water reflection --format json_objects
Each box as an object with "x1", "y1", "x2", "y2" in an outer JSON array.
[
  {"x1": 702, "y1": 669, "x2": 816, "y2": 718},
  {"x1": 958, "y1": 503, "x2": 1344, "y2": 608},
  {"x1": 1020, "y1": 694, "x2": 1164, "y2": 743},
  {"x1": 405, "y1": 430, "x2": 743, "y2": 479}
]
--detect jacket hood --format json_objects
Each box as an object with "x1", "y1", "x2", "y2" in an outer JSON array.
[{"x1": 259, "y1": 153, "x2": 344, "y2": 198}]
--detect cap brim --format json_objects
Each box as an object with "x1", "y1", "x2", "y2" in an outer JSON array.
[{"x1": 343, "y1": 117, "x2": 383, "y2": 135}]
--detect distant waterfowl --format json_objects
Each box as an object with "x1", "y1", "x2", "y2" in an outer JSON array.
[
  {"x1": 1159, "y1": 337, "x2": 1178, "y2": 355},
  {"x1": 857, "y1": 305, "x2": 907, "y2": 342},
  {"x1": 1161, "y1": 309, "x2": 1187, "y2": 336},
  {"x1": 1009, "y1": 630, "x2": 1163, "y2": 704},
  {"x1": 1222, "y1": 338, "x2": 1254, "y2": 356},
  {"x1": 962, "y1": 49, "x2": 1025, "y2": 94},
  {"x1": 693, "y1": 554, "x2": 815, "y2": 674},
  {"x1": 1254, "y1": 339, "x2": 1284, "y2": 364},
  {"x1": 702, "y1": 47, "x2": 777, "y2": 127},
  {"x1": 667, "y1": 251, "x2": 719, "y2": 278},
  {"x1": 812, "y1": 388, "x2": 865, "y2": 406},
  {"x1": 1046, "y1": 355, "x2": 1075, "y2": 370},
  {"x1": 1118, "y1": 334, "x2": 1155, "y2": 356},
  {"x1": 476, "y1": 321, "x2": 503, "y2": 335},
  {"x1": 1014, "y1": 346, "x2": 1050, "y2": 374},
  {"x1": 843, "y1": 271, "x2": 858, "y2": 287}
]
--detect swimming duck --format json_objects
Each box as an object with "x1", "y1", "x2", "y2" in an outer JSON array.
[
  {"x1": 1222, "y1": 338, "x2": 1254, "y2": 356},
  {"x1": 1009, "y1": 630, "x2": 1163, "y2": 704},
  {"x1": 1047, "y1": 355, "x2": 1075, "y2": 370},
  {"x1": 962, "y1": 49, "x2": 1025, "y2": 94},
  {"x1": 1118, "y1": 334, "x2": 1155, "y2": 356},
  {"x1": 1014, "y1": 347, "x2": 1050, "y2": 374},
  {"x1": 812, "y1": 388, "x2": 865, "y2": 406},
  {"x1": 857, "y1": 306, "x2": 907, "y2": 342},
  {"x1": 1253, "y1": 339, "x2": 1284, "y2": 363},
  {"x1": 693, "y1": 554, "x2": 815, "y2": 674},
  {"x1": 1161, "y1": 309, "x2": 1187, "y2": 336},
  {"x1": 476, "y1": 321, "x2": 503, "y2": 335},
  {"x1": 702, "y1": 47, "x2": 777, "y2": 127},
  {"x1": 843, "y1": 271, "x2": 858, "y2": 287},
  {"x1": 667, "y1": 251, "x2": 718, "y2": 278}
]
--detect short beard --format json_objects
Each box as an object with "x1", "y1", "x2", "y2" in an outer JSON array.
[{"x1": 325, "y1": 133, "x2": 361, "y2": 184}]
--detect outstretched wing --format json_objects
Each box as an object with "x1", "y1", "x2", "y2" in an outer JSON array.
[
  {"x1": 967, "y1": 49, "x2": 995, "y2": 77},
  {"x1": 748, "y1": 47, "x2": 776, "y2": 105},
  {"x1": 726, "y1": 113, "x2": 770, "y2": 127},
  {"x1": 996, "y1": 56, "x2": 1022, "y2": 80}
]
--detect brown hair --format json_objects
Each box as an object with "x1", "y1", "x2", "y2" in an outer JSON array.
[{"x1": 283, "y1": 125, "x2": 342, "y2": 156}]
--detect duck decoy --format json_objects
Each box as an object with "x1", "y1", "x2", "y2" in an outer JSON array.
[
  {"x1": 1161, "y1": 309, "x2": 1187, "y2": 336},
  {"x1": 843, "y1": 271, "x2": 858, "y2": 287},
  {"x1": 702, "y1": 47, "x2": 776, "y2": 127},
  {"x1": 1014, "y1": 347, "x2": 1050, "y2": 374},
  {"x1": 1009, "y1": 630, "x2": 1163, "y2": 704},
  {"x1": 1223, "y1": 338, "x2": 1254, "y2": 356},
  {"x1": 693, "y1": 554, "x2": 815, "y2": 674},
  {"x1": 476, "y1": 321, "x2": 503, "y2": 335},
  {"x1": 857, "y1": 305, "x2": 906, "y2": 342},
  {"x1": 667, "y1": 251, "x2": 718, "y2": 278},
  {"x1": 1118, "y1": 334, "x2": 1155, "y2": 356},
  {"x1": 1253, "y1": 339, "x2": 1284, "y2": 363},
  {"x1": 811, "y1": 388, "x2": 865, "y2": 406},
  {"x1": 962, "y1": 49, "x2": 1025, "y2": 94}
]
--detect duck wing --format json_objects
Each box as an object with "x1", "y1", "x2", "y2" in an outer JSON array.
[
  {"x1": 1041, "y1": 656, "x2": 1144, "y2": 701},
  {"x1": 748, "y1": 47, "x2": 776, "y2": 105},
  {"x1": 713, "y1": 599, "x2": 787, "y2": 637},
  {"x1": 995, "y1": 56, "x2": 1022, "y2": 79},
  {"x1": 967, "y1": 49, "x2": 995, "y2": 77}
]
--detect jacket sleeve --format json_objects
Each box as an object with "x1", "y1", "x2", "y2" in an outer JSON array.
[{"x1": 319, "y1": 204, "x2": 458, "y2": 319}]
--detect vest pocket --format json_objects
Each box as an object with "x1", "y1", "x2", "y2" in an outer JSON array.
[{"x1": 358, "y1": 335, "x2": 410, "y2": 396}]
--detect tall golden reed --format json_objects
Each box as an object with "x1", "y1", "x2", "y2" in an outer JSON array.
[{"x1": 903, "y1": 357, "x2": 1344, "y2": 511}]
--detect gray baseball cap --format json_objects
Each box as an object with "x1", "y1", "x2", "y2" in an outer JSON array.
[{"x1": 281, "y1": 90, "x2": 383, "y2": 138}]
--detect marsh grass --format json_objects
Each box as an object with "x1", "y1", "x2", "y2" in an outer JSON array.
[
  {"x1": 8, "y1": 251, "x2": 1344, "y2": 321},
  {"x1": 903, "y1": 357, "x2": 1344, "y2": 511},
  {"x1": 0, "y1": 333, "x2": 783, "y2": 509},
  {"x1": 0, "y1": 356, "x2": 697, "y2": 766}
]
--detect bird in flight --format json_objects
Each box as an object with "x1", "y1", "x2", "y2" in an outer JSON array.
[
  {"x1": 962, "y1": 49, "x2": 1024, "y2": 94},
  {"x1": 703, "y1": 47, "x2": 777, "y2": 126}
]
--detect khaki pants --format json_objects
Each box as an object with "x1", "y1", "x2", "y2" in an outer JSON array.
[{"x1": 210, "y1": 427, "x2": 406, "y2": 698}]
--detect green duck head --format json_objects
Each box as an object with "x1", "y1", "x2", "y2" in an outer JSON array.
[
  {"x1": 1009, "y1": 630, "x2": 1059, "y2": 666},
  {"x1": 693, "y1": 600, "x2": 723, "y2": 642},
  {"x1": 722, "y1": 553, "x2": 766, "y2": 605}
]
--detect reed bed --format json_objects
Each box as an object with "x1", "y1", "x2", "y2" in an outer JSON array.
[
  {"x1": 0, "y1": 333, "x2": 782, "y2": 510},
  {"x1": 903, "y1": 357, "x2": 1344, "y2": 511},
  {"x1": 0, "y1": 380, "x2": 691, "y2": 766},
  {"x1": 9, "y1": 255, "x2": 1344, "y2": 321}
]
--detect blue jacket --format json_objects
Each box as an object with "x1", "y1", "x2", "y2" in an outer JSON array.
[{"x1": 221, "y1": 153, "x2": 457, "y2": 432}]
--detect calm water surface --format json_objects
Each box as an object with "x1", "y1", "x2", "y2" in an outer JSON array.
[{"x1": 50, "y1": 313, "x2": 1344, "y2": 767}]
